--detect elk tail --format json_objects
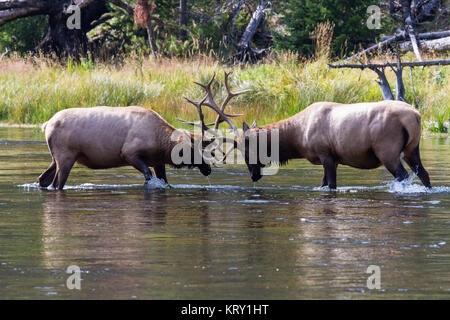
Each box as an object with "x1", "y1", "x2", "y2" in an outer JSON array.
[{"x1": 41, "y1": 121, "x2": 48, "y2": 133}]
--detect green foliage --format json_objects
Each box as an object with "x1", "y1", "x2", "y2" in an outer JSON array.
[
  {"x1": 274, "y1": 0, "x2": 390, "y2": 57},
  {"x1": 0, "y1": 15, "x2": 47, "y2": 55}
]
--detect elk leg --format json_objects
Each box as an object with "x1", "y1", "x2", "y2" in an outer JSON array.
[
  {"x1": 38, "y1": 159, "x2": 57, "y2": 188},
  {"x1": 52, "y1": 157, "x2": 76, "y2": 190},
  {"x1": 384, "y1": 159, "x2": 409, "y2": 182},
  {"x1": 321, "y1": 169, "x2": 328, "y2": 187},
  {"x1": 154, "y1": 165, "x2": 168, "y2": 184},
  {"x1": 321, "y1": 156, "x2": 337, "y2": 189},
  {"x1": 321, "y1": 163, "x2": 338, "y2": 187},
  {"x1": 125, "y1": 155, "x2": 153, "y2": 181},
  {"x1": 404, "y1": 146, "x2": 431, "y2": 188}
]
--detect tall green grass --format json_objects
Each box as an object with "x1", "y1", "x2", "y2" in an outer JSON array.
[{"x1": 0, "y1": 53, "x2": 448, "y2": 132}]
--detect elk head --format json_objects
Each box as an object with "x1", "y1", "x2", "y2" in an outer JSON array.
[{"x1": 240, "y1": 120, "x2": 264, "y2": 182}]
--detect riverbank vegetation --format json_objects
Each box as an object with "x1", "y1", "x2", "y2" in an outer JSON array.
[
  {"x1": 0, "y1": 1, "x2": 448, "y2": 132},
  {"x1": 0, "y1": 52, "x2": 448, "y2": 132}
]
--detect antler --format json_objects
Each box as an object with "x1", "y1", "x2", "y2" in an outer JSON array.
[
  {"x1": 199, "y1": 72, "x2": 248, "y2": 138},
  {"x1": 177, "y1": 95, "x2": 210, "y2": 135},
  {"x1": 178, "y1": 72, "x2": 248, "y2": 136},
  {"x1": 177, "y1": 73, "x2": 215, "y2": 135},
  {"x1": 178, "y1": 72, "x2": 249, "y2": 163},
  {"x1": 213, "y1": 71, "x2": 250, "y2": 134}
]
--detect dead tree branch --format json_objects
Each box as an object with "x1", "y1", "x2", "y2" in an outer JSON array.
[{"x1": 329, "y1": 59, "x2": 450, "y2": 101}]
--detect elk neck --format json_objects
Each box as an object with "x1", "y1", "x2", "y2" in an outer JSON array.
[{"x1": 256, "y1": 117, "x2": 305, "y2": 165}]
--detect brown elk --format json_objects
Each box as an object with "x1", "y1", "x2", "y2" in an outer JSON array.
[
  {"x1": 38, "y1": 106, "x2": 213, "y2": 189},
  {"x1": 38, "y1": 73, "x2": 245, "y2": 190},
  {"x1": 237, "y1": 101, "x2": 431, "y2": 189}
]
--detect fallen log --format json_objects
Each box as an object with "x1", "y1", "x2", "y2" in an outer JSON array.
[
  {"x1": 347, "y1": 29, "x2": 450, "y2": 61},
  {"x1": 398, "y1": 36, "x2": 450, "y2": 52},
  {"x1": 382, "y1": 30, "x2": 450, "y2": 41},
  {"x1": 329, "y1": 59, "x2": 450, "y2": 70}
]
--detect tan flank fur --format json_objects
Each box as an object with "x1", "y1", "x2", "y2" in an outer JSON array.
[
  {"x1": 38, "y1": 106, "x2": 211, "y2": 189},
  {"x1": 241, "y1": 100, "x2": 431, "y2": 189}
]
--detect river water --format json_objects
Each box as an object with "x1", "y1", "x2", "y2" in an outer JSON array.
[{"x1": 0, "y1": 127, "x2": 449, "y2": 299}]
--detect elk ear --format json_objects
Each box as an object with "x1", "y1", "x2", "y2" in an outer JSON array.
[
  {"x1": 243, "y1": 122, "x2": 250, "y2": 132},
  {"x1": 251, "y1": 120, "x2": 257, "y2": 128}
]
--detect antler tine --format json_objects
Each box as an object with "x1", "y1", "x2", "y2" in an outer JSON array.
[
  {"x1": 193, "y1": 72, "x2": 216, "y2": 90},
  {"x1": 176, "y1": 118, "x2": 215, "y2": 127},
  {"x1": 177, "y1": 95, "x2": 209, "y2": 134},
  {"x1": 223, "y1": 71, "x2": 251, "y2": 100},
  {"x1": 209, "y1": 136, "x2": 236, "y2": 165},
  {"x1": 203, "y1": 101, "x2": 240, "y2": 137},
  {"x1": 212, "y1": 71, "x2": 250, "y2": 136}
]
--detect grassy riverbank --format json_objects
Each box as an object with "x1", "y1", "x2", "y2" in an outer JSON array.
[{"x1": 0, "y1": 53, "x2": 448, "y2": 132}]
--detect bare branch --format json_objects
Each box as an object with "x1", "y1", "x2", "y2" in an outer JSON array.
[
  {"x1": 76, "y1": 0, "x2": 99, "y2": 9},
  {"x1": 0, "y1": 6, "x2": 42, "y2": 26},
  {"x1": 108, "y1": 0, "x2": 134, "y2": 15},
  {"x1": 344, "y1": 31, "x2": 407, "y2": 61},
  {"x1": 0, "y1": 0, "x2": 33, "y2": 10}
]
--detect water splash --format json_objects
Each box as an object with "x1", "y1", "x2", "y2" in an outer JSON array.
[
  {"x1": 385, "y1": 176, "x2": 450, "y2": 194},
  {"x1": 17, "y1": 179, "x2": 450, "y2": 194},
  {"x1": 19, "y1": 182, "x2": 143, "y2": 190},
  {"x1": 144, "y1": 177, "x2": 169, "y2": 190}
]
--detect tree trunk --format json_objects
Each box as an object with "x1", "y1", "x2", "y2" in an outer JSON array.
[
  {"x1": 0, "y1": 0, "x2": 107, "y2": 58},
  {"x1": 234, "y1": 0, "x2": 270, "y2": 62},
  {"x1": 237, "y1": 0, "x2": 268, "y2": 49},
  {"x1": 179, "y1": 0, "x2": 188, "y2": 41},
  {"x1": 36, "y1": 10, "x2": 87, "y2": 58},
  {"x1": 146, "y1": 18, "x2": 159, "y2": 58},
  {"x1": 400, "y1": 0, "x2": 422, "y2": 61},
  {"x1": 373, "y1": 68, "x2": 395, "y2": 100}
]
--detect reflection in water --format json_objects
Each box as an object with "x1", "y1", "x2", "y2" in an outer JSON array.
[
  {"x1": 41, "y1": 191, "x2": 168, "y2": 270},
  {"x1": 0, "y1": 127, "x2": 449, "y2": 299}
]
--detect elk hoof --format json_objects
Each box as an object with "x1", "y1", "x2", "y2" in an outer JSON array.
[{"x1": 144, "y1": 177, "x2": 168, "y2": 190}]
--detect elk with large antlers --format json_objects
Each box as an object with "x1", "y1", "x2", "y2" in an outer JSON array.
[
  {"x1": 236, "y1": 100, "x2": 431, "y2": 189},
  {"x1": 38, "y1": 106, "x2": 212, "y2": 190}
]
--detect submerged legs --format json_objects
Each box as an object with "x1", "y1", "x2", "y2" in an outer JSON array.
[
  {"x1": 320, "y1": 156, "x2": 337, "y2": 189},
  {"x1": 125, "y1": 155, "x2": 153, "y2": 182},
  {"x1": 154, "y1": 165, "x2": 168, "y2": 184},
  {"x1": 404, "y1": 146, "x2": 431, "y2": 188},
  {"x1": 38, "y1": 159, "x2": 57, "y2": 188}
]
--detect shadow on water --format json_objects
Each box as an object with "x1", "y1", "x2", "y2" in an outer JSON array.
[{"x1": 0, "y1": 127, "x2": 449, "y2": 299}]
